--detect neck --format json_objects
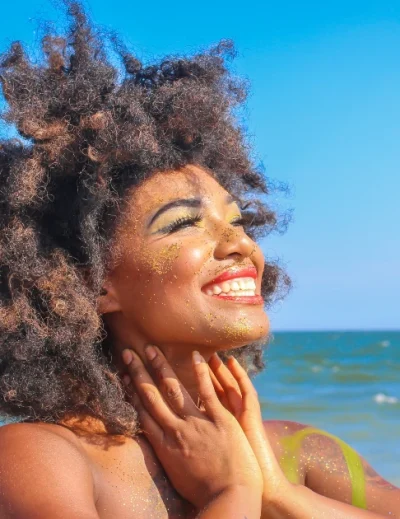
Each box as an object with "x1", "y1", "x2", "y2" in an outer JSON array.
[{"x1": 108, "y1": 328, "x2": 216, "y2": 404}]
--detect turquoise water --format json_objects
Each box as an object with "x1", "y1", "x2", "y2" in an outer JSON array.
[{"x1": 255, "y1": 331, "x2": 400, "y2": 486}]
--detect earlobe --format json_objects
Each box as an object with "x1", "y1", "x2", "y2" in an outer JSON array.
[{"x1": 97, "y1": 281, "x2": 121, "y2": 314}]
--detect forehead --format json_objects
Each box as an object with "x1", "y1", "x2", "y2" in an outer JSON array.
[{"x1": 130, "y1": 165, "x2": 229, "y2": 215}]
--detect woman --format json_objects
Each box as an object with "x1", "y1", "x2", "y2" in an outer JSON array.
[{"x1": 0, "y1": 2, "x2": 398, "y2": 517}]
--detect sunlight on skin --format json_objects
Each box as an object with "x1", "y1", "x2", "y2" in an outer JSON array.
[{"x1": 280, "y1": 427, "x2": 367, "y2": 509}]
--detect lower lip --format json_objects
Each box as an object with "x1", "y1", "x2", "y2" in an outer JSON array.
[{"x1": 208, "y1": 294, "x2": 264, "y2": 305}]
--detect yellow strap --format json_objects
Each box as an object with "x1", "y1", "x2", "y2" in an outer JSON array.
[{"x1": 280, "y1": 427, "x2": 367, "y2": 509}]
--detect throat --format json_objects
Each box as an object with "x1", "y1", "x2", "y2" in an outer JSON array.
[{"x1": 162, "y1": 349, "x2": 210, "y2": 404}]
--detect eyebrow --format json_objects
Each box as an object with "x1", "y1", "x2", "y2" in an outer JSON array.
[{"x1": 147, "y1": 194, "x2": 235, "y2": 227}]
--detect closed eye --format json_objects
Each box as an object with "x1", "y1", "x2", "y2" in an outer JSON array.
[
  {"x1": 160, "y1": 214, "x2": 203, "y2": 234},
  {"x1": 230, "y1": 216, "x2": 245, "y2": 227},
  {"x1": 160, "y1": 214, "x2": 245, "y2": 234}
]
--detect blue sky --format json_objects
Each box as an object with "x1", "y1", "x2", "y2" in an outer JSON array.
[{"x1": 1, "y1": 1, "x2": 399, "y2": 330}]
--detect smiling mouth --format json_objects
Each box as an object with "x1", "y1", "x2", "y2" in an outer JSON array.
[{"x1": 201, "y1": 267, "x2": 264, "y2": 305}]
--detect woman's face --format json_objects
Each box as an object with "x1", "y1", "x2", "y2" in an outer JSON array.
[{"x1": 102, "y1": 165, "x2": 269, "y2": 354}]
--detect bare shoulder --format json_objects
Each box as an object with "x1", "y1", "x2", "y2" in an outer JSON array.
[
  {"x1": 0, "y1": 422, "x2": 99, "y2": 518},
  {"x1": 262, "y1": 419, "x2": 306, "y2": 462},
  {"x1": 262, "y1": 419, "x2": 309, "y2": 484},
  {"x1": 263, "y1": 419, "x2": 400, "y2": 516}
]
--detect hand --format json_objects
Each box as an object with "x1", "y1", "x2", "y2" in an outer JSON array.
[
  {"x1": 208, "y1": 353, "x2": 289, "y2": 508},
  {"x1": 121, "y1": 346, "x2": 263, "y2": 511}
]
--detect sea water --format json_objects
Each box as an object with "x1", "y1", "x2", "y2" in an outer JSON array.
[{"x1": 255, "y1": 331, "x2": 400, "y2": 485}]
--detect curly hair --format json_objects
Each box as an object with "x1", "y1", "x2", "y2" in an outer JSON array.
[{"x1": 0, "y1": 0, "x2": 290, "y2": 436}]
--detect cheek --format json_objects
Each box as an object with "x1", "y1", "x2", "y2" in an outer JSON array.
[
  {"x1": 114, "y1": 239, "x2": 214, "y2": 341},
  {"x1": 120, "y1": 238, "x2": 213, "y2": 307},
  {"x1": 141, "y1": 242, "x2": 183, "y2": 276},
  {"x1": 141, "y1": 238, "x2": 213, "y2": 285}
]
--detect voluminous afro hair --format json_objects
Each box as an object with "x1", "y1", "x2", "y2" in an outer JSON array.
[{"x1": 0, "y1": 1, "x2": 290, "y2": 435}]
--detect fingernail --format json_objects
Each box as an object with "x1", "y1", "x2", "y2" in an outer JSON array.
[
  {"x1": 145, "y1": 345, "x2": 157, "y2": 361},
  {"x1": 122, "y1": 349, "x2": 133, "y2": 365},
  {"x1": 193, "y1": 351, "x2": 203, "y2": 364}
]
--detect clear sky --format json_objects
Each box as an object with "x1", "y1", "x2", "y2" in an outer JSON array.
[{"x1": 1, "y1": 0, "x2": 399, "y2": 331}]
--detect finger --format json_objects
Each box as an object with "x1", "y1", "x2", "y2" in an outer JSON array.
[
  {"x1": 208, "y1": 367, "x2": 224, "y2": 396},
  {"x1": 144, "y1": 345, "x2": 201, "y2": 418},
  {"x1": 226, "y1": 357, "x2": 281, "y2": 473},
  {"x1": 131, "y1": 391, "x2": 164, "y2": 443},
  {"x1": 122, "y1": 377, "x2": 162, "y2": 438},
  {"x1": 122, "y1": 349, "x2": 179, "y2": 430},
  {"x1": 209, "y1": 353, "x2": 243, "y2": 417},
  {"x1": 208, "y1": 368, "x2": 231, "y2": 410},
  {"x1": 192, "y1": 351, "x2": 223, "y2": 421},
  {"x1": 227, "y1": 356, "x2": 261, "y2": 416}
]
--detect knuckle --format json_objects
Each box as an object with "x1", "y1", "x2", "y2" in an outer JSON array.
[
  {"x1": 151, "y1": 354, "x2": 165, "y2": 372},
  {"x1": 166, "y1": 384, "x2": 182, "y2": 402},
  {"x1": 200, "y1": 387, "x2": 214, "y2": 402},
  {"x1": 169, "y1": 430, "x2": 191, "y2": 457},
  {"x1": 172, "y1": 428, "x2": 184, "y2": 444},
  {"x1": 143, "y1": 388, "x2": 159, "y2": 406},
  {"x1": 160, "y1": 379, "x2": 182, "y2": 401}
]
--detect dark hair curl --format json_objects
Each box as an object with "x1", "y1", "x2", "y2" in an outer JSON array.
[{"x1": 0, "y1": 0, "x2": 290, "y2": 436}]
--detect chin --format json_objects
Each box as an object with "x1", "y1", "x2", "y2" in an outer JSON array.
[{"x1": 201, "y1": 316, "x2": 270, "y2": 351}]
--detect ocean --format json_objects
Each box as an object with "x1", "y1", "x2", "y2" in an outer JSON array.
[{"x1": 255, "y1": 331, "x2": 400, "y2": 486}]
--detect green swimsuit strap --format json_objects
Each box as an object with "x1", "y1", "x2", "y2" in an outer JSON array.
[{"x1": 280, "y1": 426, "x2": 367, "y2": 509}]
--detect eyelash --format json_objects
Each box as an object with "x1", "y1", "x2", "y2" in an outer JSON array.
[{"x1": 162, "y1": 213, "x2": 245, "y2": 234}]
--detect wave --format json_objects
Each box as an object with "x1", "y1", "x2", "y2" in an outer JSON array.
[{"x1": 373, "y1": 393, "x2": 398, "y2": 405}]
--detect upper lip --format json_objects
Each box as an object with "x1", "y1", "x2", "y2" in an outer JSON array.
[{"x1": 202, "y1": 265, "x2": 258, "y2": 290}]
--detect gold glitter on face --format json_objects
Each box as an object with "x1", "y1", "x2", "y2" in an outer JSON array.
[
  {"x1": 142, "y1": 243, "x2": 182, "y2": 276},
  {"x1": 102, "y1": 164, "x2": 269, "y2": 353},
  {"x1": 220, "y1": 317, "x2": 252, "y2": 341}
]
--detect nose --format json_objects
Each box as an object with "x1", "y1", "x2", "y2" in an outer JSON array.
[{"x1": 213, "y1": 222, "x2": 257, "y2": 261}]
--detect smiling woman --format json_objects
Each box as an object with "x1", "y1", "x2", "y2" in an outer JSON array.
[
  {"x1": 0, "y1": 1, "x2": 399, "y2": 519},
  {"x1": 0, "y1": 1, "x2": 287, "y2": 438},
  {"x1": 101, "y1": 166, "x2": 271, "y2": 380}
]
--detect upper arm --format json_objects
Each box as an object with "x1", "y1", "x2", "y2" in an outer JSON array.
[
  {"x1": 274, "y1": 421, "x2": 400, "y2": 518},
  {"x1": 0, "y1": 423, "x2": 99, "y2": 519}
]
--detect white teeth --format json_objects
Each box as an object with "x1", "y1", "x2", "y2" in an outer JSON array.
[
  {"x1": 221, "y1": 281, "x2": 231, "y2": 293},
  {"x1": 231, "y1": 281, "x2": 240, "y2": 291},
  {"x1": 204, "y1": 277, "x2": 257, "y2": 297}
]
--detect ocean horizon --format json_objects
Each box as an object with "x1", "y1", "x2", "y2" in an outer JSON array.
[{"x1": 256, "y1": 330, "x2": 400, "y2": 486}]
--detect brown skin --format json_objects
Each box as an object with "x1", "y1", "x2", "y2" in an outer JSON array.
[
  {"x1": 100, "y1": 165, "x2": 268, "y2": 399},
  {"x1": 0, "y1": 165, "x2": 398, "y2": 518}
]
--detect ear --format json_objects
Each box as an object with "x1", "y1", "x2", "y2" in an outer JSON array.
[{"x1": 97, "y1": 278, "x2": 122, "y2": 315}]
